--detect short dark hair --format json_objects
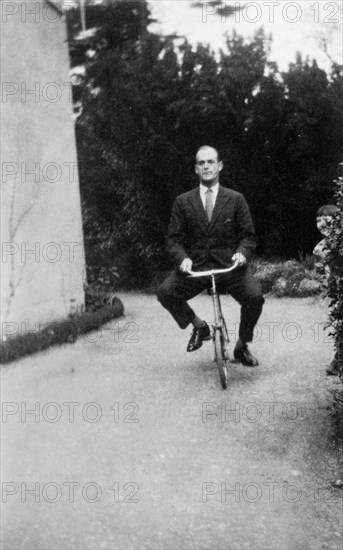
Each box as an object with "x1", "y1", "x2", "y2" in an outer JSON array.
[
  {"x1": 195, "y1": 145, "x2": 221, "y2": 162},
  {"x1": 316, "y1": 204, "x2": 338, "y2": 217}
]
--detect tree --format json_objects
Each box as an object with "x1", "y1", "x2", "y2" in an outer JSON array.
[{"x1": 66, "y1": 2, "x2": 343, "y2": 286}]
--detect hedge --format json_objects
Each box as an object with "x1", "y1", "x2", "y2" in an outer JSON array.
[
  {"x1": 326, "y1": 176, "x2": 343, "y2": 378},
  {"x1": 0, "y1": 298, "x2": 124, "y2": 365}
]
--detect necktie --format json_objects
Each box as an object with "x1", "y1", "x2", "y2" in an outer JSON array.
[{"x1": 205, "y1": 188, "x2": 213, "y2": 222}]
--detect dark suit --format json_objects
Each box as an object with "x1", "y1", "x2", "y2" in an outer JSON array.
[{"x1": 157, "y1": 185, "x2": 264, "y2": 342}]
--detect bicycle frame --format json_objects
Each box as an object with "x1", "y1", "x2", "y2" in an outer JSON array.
[
  {"x1": 187, "y1": 261, "x2": 239, "y2": 357},
  {"x1": 187, "y1": 261, "x2": 239, "y2": 319},
  {"x1": 188, "y1": 262, "x2": 238, "y2": 340},
  {"x1": 209, "y1": 272, "x2": 224, "y2": 336}
]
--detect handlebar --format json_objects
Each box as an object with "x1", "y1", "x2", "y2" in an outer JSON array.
[{"x1": 186, "y1": 260, "x2": 239, "y2": 278}]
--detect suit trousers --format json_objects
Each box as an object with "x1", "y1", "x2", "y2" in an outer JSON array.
[{"x1": 157, "y1": 265, "x2": 264, "y2": 343}]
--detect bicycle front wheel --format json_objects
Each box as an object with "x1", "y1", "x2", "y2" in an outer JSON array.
[{"x1": 214, "y1": 329, "x2": 228, "y2": 389}]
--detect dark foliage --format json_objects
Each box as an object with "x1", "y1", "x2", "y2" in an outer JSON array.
[
  {"x1": 66, "y1": 1, "x2": 343, "y2": 288},
  {"x1": 326, "y1": 176, "x2": 343, "y2": 377}
]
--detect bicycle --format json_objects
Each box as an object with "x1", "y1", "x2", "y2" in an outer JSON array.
[{"x1": 187, "y1": 261, "x2": 239, "y2": 389}]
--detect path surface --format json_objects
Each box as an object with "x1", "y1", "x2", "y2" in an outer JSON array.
[{"x1": 1, "y1": 293, "x2": 343, "y2": 550}]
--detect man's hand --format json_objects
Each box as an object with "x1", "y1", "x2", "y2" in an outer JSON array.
[
  {"x1": 180, "y1": 258, "x2": 193, "y2": 273},
  {"x1": 231, "y1": 252, "x2": 246, "y2": 266}
]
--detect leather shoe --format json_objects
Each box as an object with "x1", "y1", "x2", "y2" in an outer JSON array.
[
  {"x1": 187, "y1": 323, "x2": 211, "y2": 352},
  {"x1": 234, "y1": 346, "x2": 259, "y2": 367}
]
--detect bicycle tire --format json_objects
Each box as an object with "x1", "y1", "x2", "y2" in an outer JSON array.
[{"x1": 214, "y1": 329, "x2": 228, "y2": 389}]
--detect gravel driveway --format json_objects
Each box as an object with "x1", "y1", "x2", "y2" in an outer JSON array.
[{"x1": 1, "y1": 293, "x2": 343, "y2": 550}]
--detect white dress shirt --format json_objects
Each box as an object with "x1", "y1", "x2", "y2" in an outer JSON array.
[{"x1": 199, "y1": 182, "x2": 219, "y2": 210}]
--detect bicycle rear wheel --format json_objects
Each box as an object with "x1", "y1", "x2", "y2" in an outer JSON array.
[{"x1": 214, "y1": 329, "x2": 228, "y2": 389}]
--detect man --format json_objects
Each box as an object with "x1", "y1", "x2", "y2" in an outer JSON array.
[{"x1": 157, "y1": 146, "x2": 264, "y2": 366}]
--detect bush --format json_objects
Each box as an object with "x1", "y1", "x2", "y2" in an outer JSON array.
[
  {"x1": 282, "y1": 260, "x2": 306, "y2": 278},
  {"x1": 298, "y1": 251, "x2": 315, "y2": 271},
  {"x1": 284, "y1": 272, "x2": 308, "y2": 297},
  {"x1": 326, "y1": 176, "x2": 343, "y2": 378},
  {"x1": 0, "y1": 302, "x2": 124, "y2": 365},
  {"x1": 297, "y1": 279, "x2": 322, "y2": 297},
  {"x1": 272, "y1": 277, "x2": 287, "y2": 297},
  {"x1": 252, "y1": 259, "x2": 321, "y2": 298},
  {"x1": 251, "y1": 260, "x2": 284, "y2": 294},
  {"x1": 251, "y1": 258, "x2": 320, "y2": 297}
]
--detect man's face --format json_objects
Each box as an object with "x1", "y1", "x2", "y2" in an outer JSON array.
[
  {"x1": 195, "y1": 147, "x2": 223, "y2": 186},
  {"x1": 316, "y1": 215, "x2": 333, "y2": 237}
]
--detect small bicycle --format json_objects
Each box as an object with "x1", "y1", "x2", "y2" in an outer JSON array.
[{"x1": 187, "y1": 261, "x2": 239, "y2": 389}]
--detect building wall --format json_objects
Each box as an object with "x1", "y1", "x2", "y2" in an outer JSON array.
[{"x1": 1, "y1": 0, "x2": 86, "y2": 333}]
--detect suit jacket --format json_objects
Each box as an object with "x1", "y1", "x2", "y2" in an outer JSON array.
[{"x1": 167, "y1": 185, "x2": 256, "y2": 269}]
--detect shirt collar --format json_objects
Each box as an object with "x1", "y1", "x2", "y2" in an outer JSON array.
[{"x1": 199, "y1": 182, "x2": 219, "y2": 198}]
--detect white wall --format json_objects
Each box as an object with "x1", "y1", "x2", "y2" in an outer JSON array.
[{"x1": 1, "y1": 0, "x2": 86, "y2": 334}]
